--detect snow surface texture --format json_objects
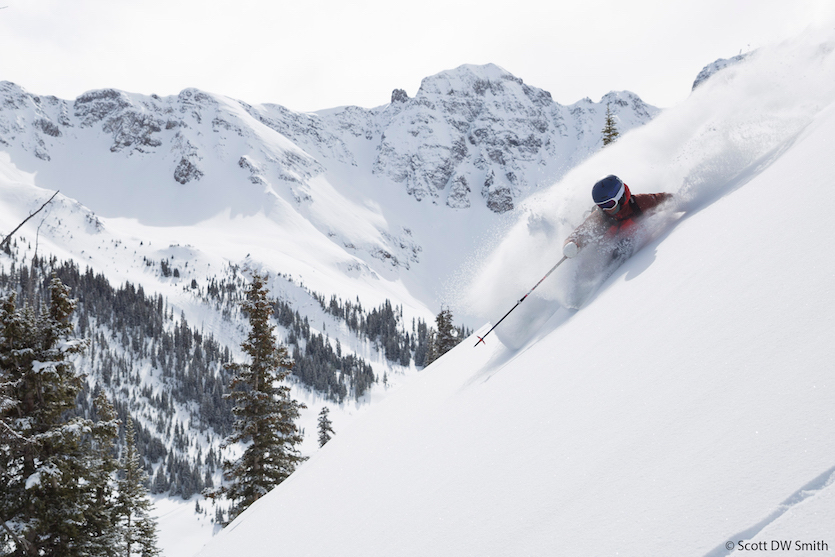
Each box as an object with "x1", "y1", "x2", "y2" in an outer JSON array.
[{"x1": 197, "y1": 25, "x2": 835, "y2": 557}]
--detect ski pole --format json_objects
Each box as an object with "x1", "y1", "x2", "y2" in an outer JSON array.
[{"x1": 474, "y1": 256, "x2": 568, "y2": 347}]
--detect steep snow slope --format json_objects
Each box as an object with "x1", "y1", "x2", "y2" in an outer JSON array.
[{"x1": 197, "y1": 28, "x2": 835, "y2": 557}]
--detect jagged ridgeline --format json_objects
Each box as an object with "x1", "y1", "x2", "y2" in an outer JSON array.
[{"x1": 0, "y1": 254, "x2": 441, "y2": 499}]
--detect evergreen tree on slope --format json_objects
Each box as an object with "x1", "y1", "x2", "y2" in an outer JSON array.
[
  {"x1": 434, "y1": 307, "x2": 460, "y2": 358},
  {"x1": 425, "y1": 307, "x2": 462, "y2": 366},
  {"x1": 601, "y1": 102, "x2": 620, "y2": 146},
  {"x1": 207, "y1": 272, "x2": 306, "y2": 523},
  {"x1": 116, "y1": 417, "x2": 160, "y2": 557},
  {"x1": 80, "y1": 391, "x2": 122, "y2": 557},
  {"x1": 0, "y1": 276, "x2": 100, "y2": 556},
  {"x1": 317, "y1": 407, "x2": 335, "y2": 448}
]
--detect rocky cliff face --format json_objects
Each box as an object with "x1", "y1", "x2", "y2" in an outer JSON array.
[
  {"x1": 369, "y1": 64, "x2": 659, "y2": 213},
  {"x1": 1, "y1": 65, "x2": 659, "y2": 216}
]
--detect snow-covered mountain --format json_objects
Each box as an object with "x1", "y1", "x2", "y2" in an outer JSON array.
[
  {"x1": 196, "y1": 26, "x2": 835, "y2": 557},
  {"x1": 692, "y1": 52, "x2": 751, "y2": 90},
  {"x1": 368, "y1": 64, "x2": 656, "y2": 211},
  {"x1": 0, "y1": 64, "x2": 658, "y2": 311},
  {"x1": 0, "y1": 63, "x2": 660, "y2": 555}
]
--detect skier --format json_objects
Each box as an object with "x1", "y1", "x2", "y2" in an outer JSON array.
[
  {"x1": 562, "y1": 175, "x2": 673, "y2": 259},
  {"x1": 476, "y1": 175, "x2": 672, "y2": 346}
]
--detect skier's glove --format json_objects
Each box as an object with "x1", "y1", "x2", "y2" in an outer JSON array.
[{"x1": 563, "y1": 241, "x2": 579, "y2": 258}]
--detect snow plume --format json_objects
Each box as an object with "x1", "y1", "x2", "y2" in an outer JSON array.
[{"x1": 461, "y1": 23, "x2": 835, "y2": 327}]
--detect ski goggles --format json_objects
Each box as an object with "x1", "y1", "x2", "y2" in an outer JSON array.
[{"x1": 595, "y1": 182, "x2": 625, "y2": 210}]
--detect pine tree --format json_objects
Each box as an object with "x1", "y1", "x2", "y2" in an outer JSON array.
[
  {"x1": 434, "y1": 307, "x2": 460, "y2": 358},
  {"x1": 0, "y1": 293, "x2": 32, "y2": 554},
  {"x1": 317, "y1": 407, "x2": 335, "y2": 448},
  {"x1": 602, "y1": 102, "x2": 620, "y2": 146},
  {"x1": 207, "y1": 272, "x2": 306, "y2": 523},
  {"x1": 116, "y1": 417, "x2": 161, "y2": 557},
  {"x1": 0, "y1": 276, "x2": 99, "y2": 556},
  {"x1": 425, "y1": 307, "x2": 462, "y2": 366},
  {"x1": 423, "y1": 329, "x2": 438, "y2": 367},
  {"x1": 80, "y1": 392, "x2": 122, "y2": 557}
]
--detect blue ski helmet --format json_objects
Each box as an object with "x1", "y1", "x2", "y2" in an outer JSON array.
[{"x1": 592, "y1": 175, "x2": 628, "y2": 210}]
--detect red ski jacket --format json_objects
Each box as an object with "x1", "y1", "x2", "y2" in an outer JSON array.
[{"x1": 565, "y1": 192, "x2": 673, "y2": 251}]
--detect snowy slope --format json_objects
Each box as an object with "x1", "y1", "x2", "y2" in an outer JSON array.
[
  {"x1": 196, "y1": 27, "x2": 835, "y2": 557},
  {"x1": 0, "y1": 166, "x2": 429, "y2": 555}
]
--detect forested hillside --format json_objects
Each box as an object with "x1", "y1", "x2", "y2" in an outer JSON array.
[{"x1": 0, "y1": 247, "x2": 464, "y2": 510}]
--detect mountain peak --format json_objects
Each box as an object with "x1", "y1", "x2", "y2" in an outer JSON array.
[
  {"x1": 692, "y1": 53, "x2": 751, "y2": 90},
  {"x1": 371, "y1": 64, "x2": 655, "y2": 213},
  {"x1": 415, "y1": 63, "x2": 525, "y2": 98}
]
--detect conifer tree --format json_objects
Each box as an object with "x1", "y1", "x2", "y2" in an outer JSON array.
[
  {"x1": 207, "y1": 272, "x2": 306, "y2": 523},
  {"x1": 80, "y1": 391, "x2": 122, "y2": 557},
  {"x1": 602, "y1": 102, "x2": 620, "y2": 146},
  {"x1": 317, "y1": 407, "x2": 335, "y2": 448},
  {"x1": 0, "y1": 276, "x2": 97, "y2": 556},
  {"x1": 116, "y1": 417, "x2": 161, "y2": 557},
  {"x1": 425, "y1": 307, "x2": 462, "y2": 366},
  {"x1": 434, "y1": 307, "x2": 460, "y2": 358},
  {"x1": 423, "y1": 328, "x2": 439, "y2": 366}
]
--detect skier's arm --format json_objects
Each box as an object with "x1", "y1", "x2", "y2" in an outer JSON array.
[
  {"x1": 657, "y1": 192, "x2": 676, "y2": 211},
  {"x1": 634, "y1": 192, "x2": 675, "y2": 212},
  {"x1": 563, "y1": 210, "x2": 605, "y2": 258}
]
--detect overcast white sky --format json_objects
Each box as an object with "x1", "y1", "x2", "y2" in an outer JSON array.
[{"x1": 1, "y1": 0, "x2": 833, "y2": 113}]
